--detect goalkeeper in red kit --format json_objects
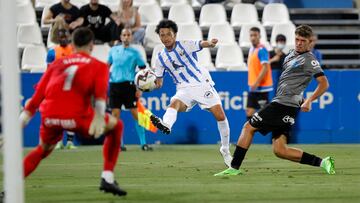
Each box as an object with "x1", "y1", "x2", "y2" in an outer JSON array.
[{"x1": 19, "y1": 27, "x2": 127, "y2": 196}]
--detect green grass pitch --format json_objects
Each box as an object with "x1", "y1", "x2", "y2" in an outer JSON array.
[{"x1": 2, "y1": 144, "x2": 360, "y2": 203}]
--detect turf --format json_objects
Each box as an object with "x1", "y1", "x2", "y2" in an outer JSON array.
[{"x1": 2, "y1": 144, "x2": 360, "y2": 203}]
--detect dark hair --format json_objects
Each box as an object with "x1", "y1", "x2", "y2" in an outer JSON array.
[
  {"x1": 72, "y1": 27, "x2": 94, "y2": 47},
  {"x1": 275, "y1": 34, "x2": 286, "y2": 42},
  {"x1": 295, "y1": 25, "x2": 313, "y2": 39},
  {"x1": 250, "y1": 27, "x2": 260, "y2": 33},
  {"x1": 155, "y1": 19, "x2": 178, "y2": 34}
]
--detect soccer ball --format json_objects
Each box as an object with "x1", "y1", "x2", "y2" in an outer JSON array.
[{"x1": 135, "y1": 69, "x2": 157, "y2": 92}]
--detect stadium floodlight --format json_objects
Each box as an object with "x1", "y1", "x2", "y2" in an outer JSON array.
[{"x1": 0, "y1": 0, "x2": 25, "y2": 203}]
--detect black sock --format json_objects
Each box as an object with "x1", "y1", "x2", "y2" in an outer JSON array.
[
  {"x1": 231, "y1": 146, "x2": 248, "y2": 170},
  {"x1": 67, "y1": 132, "x2": 75, "y2": 142},
  {"x1": 300, "y1": 152, "x2": 322, "y2": 167}
]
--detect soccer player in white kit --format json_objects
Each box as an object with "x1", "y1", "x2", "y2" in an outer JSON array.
[{"x1": 150, "y1": 19, "x2": 232, "y2": 167}]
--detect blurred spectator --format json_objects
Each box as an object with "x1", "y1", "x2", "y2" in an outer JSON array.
[
  {"x1": 80, "y1": 0, "x2": 116, "y2": 43},
  {"x1": 269, "y1": 34, "x2": 287, "y2": 70},
  {"x1": 110, "y1": 0, "x2": 145, "y2": 44},
  {"x1": 310, "y1": 34, "x2": 323, "y2": 65},
  {"x1": 47, "y1": 20, "x2": 73, "y2": 64},
  {"x1": 43, "y1": 0, "x2": 83, "y2": 30}
]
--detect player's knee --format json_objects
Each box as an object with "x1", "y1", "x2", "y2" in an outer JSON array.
[
  {"x1": 243, "y1": 121, "x2": 256, "y2": 133},
  {"x1": 272, "y1": 145, "x2": 287, "y2": 158}
]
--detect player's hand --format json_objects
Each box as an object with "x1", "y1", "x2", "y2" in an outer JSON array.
[
  {"x1": 250, "y1": 84, "x2": 258, "y2": 91},
  {"x1": 135, "y1": 90, "x2": 142, "y2": 98},
  {"x1": 89, "y1": 113, "x2": 106, "y2": 139},
  {"x1": 210, "y1": 39, "x2": 218, "y2": 47},
  {"x1": 19, "y1": 110, "x2": 32, "y2": 128},
  {"x1": 301, "y1": 99, "x2": 312, "y2": 112}
]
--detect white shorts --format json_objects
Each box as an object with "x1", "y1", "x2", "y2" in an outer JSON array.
[{"x1": 171, "y1": 83, "x2": 222, "y2": 111}]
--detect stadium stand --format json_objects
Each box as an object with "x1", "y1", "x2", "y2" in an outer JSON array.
[
  {"x1": 230, "y1": 3, "x2": 259, "y2": 28},
  {"x1": 207, "y1": 22, "x2": 236, "y2": 45},
  {"x1": 196, "y1": 48, "x2": 216, "y2": 71},
  {"x1": 138, "y1": 3, "x2": 163, "y2": 26},
  {"x1": 199, "y1": 4, "x2": 227, "y2": 27},
  {"x1": 17, "y1": 24, "x2": 44, "y2": 49},
  {"x1": 238, "y1": 23, "x2": 270, "y2": 50},
  {"x1": 177, "y1": 23, "x2": 203, "y2": 40},
  {"x1": 160, "y1": 0, "x2": 188, "y2": 8},
  {"x1": 22, "y1": 0, "x2": 360, "y2": 70},
  {"x1": 270, "y1": 22, "x2": 296, "y2": 49},
  {"x1": 168, "y1": 4, "x2": 196, "y2": 24},
  {"x1": 21, "y1": 45, "x2": 47, "y2": 72},
  {"x1": 91, "y1": 44, "x2": 111, "y2": 63},
  {"x1": 215, "y1": 44, "x2": 246, "y2": 71}
]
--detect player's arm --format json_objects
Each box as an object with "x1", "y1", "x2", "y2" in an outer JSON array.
[
  {"x1": 20, "y1": 67, "x2": 53, "y2": 127},
  {"x1": 200, "y1": 39, "x2": 218, "y2": 48},
  {"x1": 89, "y1": 63, "x2": 109, "y2": 138},
  {"x1": 301, "y1": 75, "x2": 329, "y2": 112}
]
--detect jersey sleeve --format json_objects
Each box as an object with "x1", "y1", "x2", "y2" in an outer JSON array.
[
  {"x1": 135, "y1": 51, "x2": 146, "y2": 68},
  {"x1": 305, "y1": 54, "x2": 324, "y2": 78},
  {"x1": 154, "y1": 53, "x2": 165, "y2": 78},
  {"x1": 103, "y1": 5, "x2": 112, "y2": 18},
  {"x1": 24, "y1": 66, "x2": 54, "y2": 115},
  {"x1": 94, "y1": 62, "x2": 109, "y2": 100},
  {"x1": 107, "y1": 49, "x2": 113, "y2": 65},
  {"x1": 46, "y1": 49, "x2": 55, "y2": 64},
  {"x1": 258, "y1": 47, "x2": 269, "y2": 64},
  {"x1": 179, "y1": 40, "x2": 202, "y2": 53}
]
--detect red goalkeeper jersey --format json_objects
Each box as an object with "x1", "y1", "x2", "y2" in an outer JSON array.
[{"x1": 25, "y1": 52, "x2": 109, "y2": 118}]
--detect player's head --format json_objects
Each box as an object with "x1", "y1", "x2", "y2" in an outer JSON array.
[
  {"x1": 295, "y1": 24, "x2": 314, "y2": 53},
  {"x1": 120, "y1": 28, "x2": 132, "y2": 47},
  {"x1": 156, "y1": 19, "x2": 178, "y2": 49},
  {"x1": 90, "y1": 0, "x2": 99, "y2": 6},
  {"x1": 72, "y1": 27, "x2": 94, "y2": 53},
  {"x1": 62, "y1": 0, "x2": 70, "y2": 3},
  {"x1": 249, "y1": 27, "x2": 261, "y2": 47},
  {"x1": 275, "y1": 34, "x2": 286, "y2": 50}
]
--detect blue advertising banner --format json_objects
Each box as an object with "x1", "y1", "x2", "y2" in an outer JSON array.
[{"x1": 21, "y1": 70, "x2": 360, "y2": 146}]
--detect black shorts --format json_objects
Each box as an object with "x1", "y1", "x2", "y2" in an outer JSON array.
[
  {"x1": 249, "y1": 102, "x2": 299, "y2": 139},
  {"x1": 247, "y1": 92, "x2": 269, "y2": 109},
  {"x1": 109, "y1": 82, "x2": 137, "y2": 109}
]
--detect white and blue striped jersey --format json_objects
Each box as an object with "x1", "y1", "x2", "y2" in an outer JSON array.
[{"x1": 154, "y1": 40, "x2": 214, "y2": 88}]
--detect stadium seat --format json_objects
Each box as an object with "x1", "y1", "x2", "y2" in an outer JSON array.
[
  {"x1": 199, "y1": 4, "x2": 227, "y2": 27},
  {"x1": 231, "y1": 3, "x2": 260, "y2": 28},
  {"x1": 177, "y1": 23, "x2": 202, "y2": 41},
  {"x1": 191, "y1": 0, "x2": 202, "y2": 8},
  {"x1": 196, "y1": 49, "x2": 215, "y2": 71},
  {"x1": 17, "y1": 24, "x2": 44, "y2": 48},
  {"x1": 215, "y1": 44, "x2": 247, "y2": 71},
  {"x1": 35, "y1": 0, "x2": 58, "y2": 8},
  {"x1": 91, "y1": 44, "x2": 110, "y2": 63},
  {"x1": 168, "y1": 4, "x2": 195, "y2": 25},
  {"x1": 131, "y1": 44, "x2": 149, "y2": 67},
  {"x1": 138, "y1": 3, "x2": 163, "y2": 26},
  {"x1": 262, "y1": 3, "x2": 290, "y2": 27},
  {"x1": 71, "y1": 0, "x2": 87, "y2": 8},
  {"x1": 16, "y1": 3, "x2": 37, "y2": 25},
  {"x1": 144, "y1": 24, "x2": 161, "y2": 49},
  {"x1": 21, "y1": 45, "x2": 47, "y2": 72},
  {"x1": 133, "y1": 0, "x2": 157, "y2": 7},
  {"x1": 41, "y1": 5, "x2": 51, "y2": 29},
  {"x1": 151, "y1": 44, "x2": 165, "y2": 68},
  {"x1": 160, "y1": 0, "x2": 188, "y2": 8},
  {"x1": 207, "y1": 23, "x2": 236, "y2": 46},
  {"x1": 270, "y1": 23, "x2": 296, "y2": 48},
  {"x1": 239, "y1": 23, "x2": 271, "y2": 50}
]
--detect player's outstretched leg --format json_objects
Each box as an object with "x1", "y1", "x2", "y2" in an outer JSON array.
[
  {"x1": 150, "y1": 114, "x2": 171, "y2": 134},
  {"x1": 100, "y1": 120, "x2": 127, "y2": 196},
  {"x1": 23, "y1": 145, "x2": 53, "y2": 177}
]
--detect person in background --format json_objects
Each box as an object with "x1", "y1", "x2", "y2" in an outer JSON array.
[
  {"x1": 43, "y1": 0, "x2": 83, "y2": 30},
  {"x1": 110, "y1": 0, "x2": 145, "y2": 44},
  {"x1": 269, "y1": 34, "x2": 287, "y2": 70},
  {"x1": 108, "y1": 28, "x2": 152, "y2": 151},
  {"x1": 80, "y1": 0, "x2": 117, "y2": 43},
  {"x1": 310, "y1": 34, "x2": 322, "y2": 65}
]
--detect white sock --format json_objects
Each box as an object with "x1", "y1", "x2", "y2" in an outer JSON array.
[
  {"x1": 217, "y1": 118, "x2": 230, "y2": 151},
  {"x1": 163, "y1": 107, "x2": 177, "y2": 129},
  {"x1": 101, "y1": 171, "x2": 114, "y2": 183}
]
